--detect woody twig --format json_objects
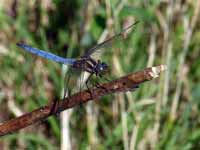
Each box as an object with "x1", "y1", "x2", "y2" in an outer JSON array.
[{"x1": 0, "y1": 65, "x2": 166, "y2": 136}]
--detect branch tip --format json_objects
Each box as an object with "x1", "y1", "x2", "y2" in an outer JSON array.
[{"x1": 150, "y1": 65, "x2": 167, "y2": 78}]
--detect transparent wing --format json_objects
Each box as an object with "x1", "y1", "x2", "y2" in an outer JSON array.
[
  {"x1": 62, "y1": 66, "x2": 73, "y2": 100},
  {"x1": 63, "y1": 66, "x2": 85, "y2": 97},
  {"x1": 83, "y1": 21, "x2": 139, "y2": 58},
  {"x1": 17, "y1": 43, "x2": 76, "y2": 65}
]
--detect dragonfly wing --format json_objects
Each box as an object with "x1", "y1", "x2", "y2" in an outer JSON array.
[
  {"x1": 62, "y1": 66, "x2": 72, "y2": 100},
  {"x1": 63, "y1": 66, "x2": 85, "y2": 97},
  {"x1": 17, "y1": 43, "x2": 76, "y2": 65},
  {"x1": 83, "y1": 21, "x2": 139, "y2": 58}
]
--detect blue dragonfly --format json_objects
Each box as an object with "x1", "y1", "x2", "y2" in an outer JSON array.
[{"x1": 17, "y1": 22, "x2": 138, "y2": 93}]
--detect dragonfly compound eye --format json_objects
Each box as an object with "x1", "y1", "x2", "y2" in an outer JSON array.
[{"x1": 100, "y1": 62, "x2": 108, "y2": 71}]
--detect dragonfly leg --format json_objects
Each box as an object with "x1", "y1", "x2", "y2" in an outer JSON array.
[
  {"x1": 93, "y1": 75, "x2": 108, "y2": 91},
  {"x1": 101, "y1": 75, "x2": 110, "y2": 82},
  {"x1": 94, "y1": 80, "x2": 101, "y2": 88}
]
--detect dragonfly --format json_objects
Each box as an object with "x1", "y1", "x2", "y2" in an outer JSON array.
[{"x1": 17, "y1": 21, "x2": 139, "y2": 94}]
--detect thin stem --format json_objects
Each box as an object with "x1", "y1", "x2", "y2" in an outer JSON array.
[{"x1": 0, "y1": 65, "x2": 166, "y2": 136}]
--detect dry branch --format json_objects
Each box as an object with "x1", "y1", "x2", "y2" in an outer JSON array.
[{"x1": 0, "y1": 65, "x2": 166, "y2": 136}]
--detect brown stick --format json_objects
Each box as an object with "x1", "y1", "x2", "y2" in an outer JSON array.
[{"x1": 0, "y1": 65, "x2": 166, "y2": 136}]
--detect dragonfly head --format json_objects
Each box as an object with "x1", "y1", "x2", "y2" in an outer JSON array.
[{"x1": 97, "y1": 62, "x2": 109, "y2": 75}]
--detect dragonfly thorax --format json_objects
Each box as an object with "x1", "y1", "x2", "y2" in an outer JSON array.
[{"x1": 71, "y1": 56, "x2": 108, "y2": 77}]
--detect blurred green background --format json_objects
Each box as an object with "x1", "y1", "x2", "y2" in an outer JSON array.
[{"x1": 0, "y1": 0, "x2": 200, "y2": 149}]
